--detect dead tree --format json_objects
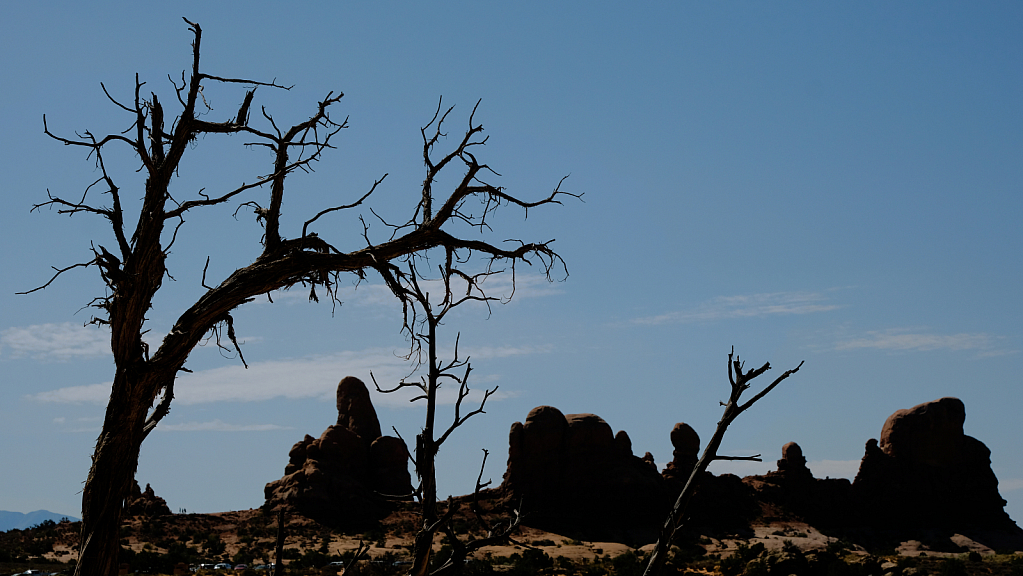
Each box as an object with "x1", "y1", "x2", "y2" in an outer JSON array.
[
  {"x1": 23, "y1": 19, "x2": 574, "y2": 576},
  {"x1": 271, "y1": 509, "x2": 285, "y2": 576},
  {"x1": 371, "y1": 245, "x2": 531, "y2": 575},
  {"x1": 641, "y1": 349, "x2": 803, "y2": 576}
]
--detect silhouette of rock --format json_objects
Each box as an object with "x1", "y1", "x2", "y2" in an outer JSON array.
[
  {"x1": 777, "y1": 442, "x2": 810, "y2": 477},
  {"x1": 500, "y1": 406, "x2": 666, "y2": 541},
  {"x1": 661, "y1": 422, "x2": 700, "y2": 486},
  {"x1": 264, "y1": 376, "x2": 411, "y2": 528},
  {"x1": 737, "y1": 399, "x2": 1021, "y2": 549},
  {"x1": 336, "y1": 375, "x2": 382, "y2": 441},
  {"x1": 659, "y1": 422, "x2": 759, "y2": 534},
  {"x1": 125, "y1": 480, "x2": 172, "y2": 517},
  {"x1": 744, "y1": 442, "x2": 852, "y2": 529},
  {"x1": 852, "y1": 397, "x2": 1016, "y2": 537},
  {"x1": 369, "y1": 436, "x2": 412, "y2": 497},
  {"x1": 679, "y1": 469, "x2": 761, "y2": 533},
  {"x1": 499, "y1": 409, "x2": 763, "y2": 541}
]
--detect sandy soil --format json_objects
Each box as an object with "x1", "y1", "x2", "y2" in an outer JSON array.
[{"x1": 37, "y1": 510, "x2": 1022, "y2": 566}]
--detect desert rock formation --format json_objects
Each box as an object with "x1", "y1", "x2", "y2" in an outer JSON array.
[
  {"x1": 742, "y1": 397, "x2": 1020, "y2": 548},
  {"x1": 125, "y1": 480, "x2": 172, "y2": 517},
  {"x1": 659, "y1": 421, "x2": 760, "y2": 533},
  {"x1": 660, "y1": 422, "x2": 700, "y2": 488},
  {"x1": 497, "y1": 397, "x2": 1018, "y2": 547},
  {"x1": 264, "y1": 376, "x2": 411, "y2": 528},
  {"x1": 852, "y1": 397, "x2": 1014, "y2": 533},
  {"x1": 743, "y1": 442, "x2": 852, "y2": 529},
  {"x1": 264, "y1": 390, "x2": 1019, "y2": 549},
  {"x1": 500, "y1": 406, "x2": 666, "y2": 541}
]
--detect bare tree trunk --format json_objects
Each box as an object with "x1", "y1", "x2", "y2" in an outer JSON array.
[
  {"x1": 77, "y1": 370, "x2": 157, "y2": 576},
  {"x1": 642, "y1": 410, "x2": 733, "y2": 576},
  {"x1": 271, "y1": 509, "x2": 285, "y2": 576},
  {"x1": 78, "y1": 430, "x2": 140, "y2": 575},
  {"x1": 642, "y1": 349, "x2": 803, "y2": 576},
  {"x1": 409, "y1": 314, "x2": 440, "y2": 576}
]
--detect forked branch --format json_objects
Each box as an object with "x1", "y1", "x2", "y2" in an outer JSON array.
[{"x1": 642, "y1": 348, "x2": 803, "y2": 576}]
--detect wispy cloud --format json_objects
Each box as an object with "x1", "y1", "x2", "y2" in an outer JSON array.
[
  {"x1": 467, "y1": 344, "x2": 552, "y2": 359},
  {"x1": 0, "y1": 323, "x2": 169, "y2": 361},
  {"x1": 4, "y1": 274, "x2": 558, "y2": 362},
  {"x1": 255, "y1": 273, "x2": 561, "y2": 309},
  {"x1": 50, "y1": 416, "x2": 103, "y2": 434},
  {"x1": 157, "y1": 420, "x2": 292, "y2": 432},
  {"x1": 32, "y1": 383, "x2": 111, "y2": 404},
  {"x1": 28, "y1": 344, "x2": 544, "y2": 407},
  {"x1": 70, "y1": 426, "x2": 102, "y2": 433},
  {"x1": 835, "y1": 329, "x2": 996, "y2": 353},
  {"x1": 632, "y1": 292, "x2": 840, "y2": 326},
  {"x1": 0, "y1": 323, "x2": 109, "y2": 360}
]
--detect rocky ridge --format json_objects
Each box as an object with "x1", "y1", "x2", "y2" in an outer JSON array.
[
  {"x1": 261, "y1": 383, "x2": 1022, "y2": 550},
  {"x1": 125, "y1": 480, "x2": 172, "y2": 518},
  {"x1": 263, "y1": 376, "x2": 411, "y2": 528}
]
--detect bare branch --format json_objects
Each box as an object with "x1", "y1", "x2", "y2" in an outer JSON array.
[
  {"x1": 370, "y1": 370, "x2": 425, "y2": 396},
  {"x1": 737, "y1": 360, "x2": 804, "y2": 415},
  {"x1": 43, "y1": 114, "x2": 140, "y2": 151},
  {"x1": 100, "y1": 82, "x2": 134, "y2": 113},
  {"x1": 436, "y1": 374, "x2": 496, "y2": 448},
  {"x1": 17, "y1": 260, "x2": 96, "y2": 295},
  {"x1": 206, "y1": 313, "x2": 249, "y2": 369},
  {"x1": 201, "y1": 257, "x2": 213, "y2": 290},
  {"x1": 428, "y1": 452, "x2": 524, "y2": 575},
  {"x1": 164, "y1": 169, "x2": 277, "y2": 219},
  {"x1": 343, "y1": 541, "x2": 370, "y2": 574},
  {"x1": 475, "y1": 449, "x2": 492, "y2": 494},
  {"x1": 302, "y1": 173, "x2": 385, "y2": 237},
  {"x1": 713, "y1": 454, "x2": 763, "y2": 462},
  {"x1": 263, "y1": 92, "x2": 347, "y2": 251},
  {"x1": 199, "y1": 72, "x2": 293, "y2": 91}
]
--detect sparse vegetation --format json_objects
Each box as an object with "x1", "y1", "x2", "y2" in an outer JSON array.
[{"x1": 5, "y1": 517, "x2": 1023, "y2": 576}]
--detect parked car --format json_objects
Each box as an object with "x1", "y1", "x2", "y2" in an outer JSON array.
[
  {"x1": 214, "y1": 563, "x2": 233, "y2": 571},
  {"x1": 234, "y1": 565, "x2": 247, "y2": 571}
]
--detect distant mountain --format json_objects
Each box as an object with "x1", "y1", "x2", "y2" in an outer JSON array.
[{"x1": 0, "y1": 510, "x2": 79, "y2": 532}]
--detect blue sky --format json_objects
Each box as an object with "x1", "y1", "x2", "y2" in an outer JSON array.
[{"x1": 2, "y1": 2, "x2": 1021, "y2": 525}]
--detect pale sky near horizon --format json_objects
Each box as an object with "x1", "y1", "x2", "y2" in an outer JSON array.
[{"x1": 2, "y1": 2, "x2": 1021, "y2": 527}]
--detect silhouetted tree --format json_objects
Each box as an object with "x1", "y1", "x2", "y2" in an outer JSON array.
[
  {"x1": 372, "y1": 250, "x2": 535, "y2": 575},
  {"x1": 25, "y1": 19, "x2": 574, "y2": 576},
  {"x1": 370, "y1": 97, "x2": 577, "y2": 571},
  {"x1": 642, "y1": 349, "x2": 803, "y2": 576}
]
